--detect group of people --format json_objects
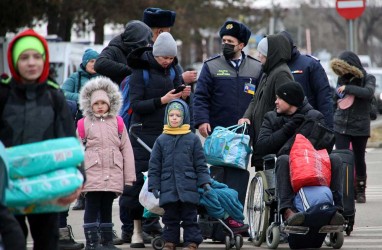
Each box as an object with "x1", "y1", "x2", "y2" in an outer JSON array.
[{"x1": 0, "y1": 5, "x2": 376, "y2": 250}]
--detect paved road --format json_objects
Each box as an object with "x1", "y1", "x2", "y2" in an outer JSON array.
[{"x1": 27, "y1": 148, "x2": 382, "y2": 249}]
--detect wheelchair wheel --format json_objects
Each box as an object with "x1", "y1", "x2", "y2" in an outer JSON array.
[
  {"x1": 151, "y1": 236, "x2": 165, "y2": 250},
  {"x1": 235, "y1": 234, "x2": 243, "y2": 250},
  {"x1": 225, "y1": 235, "x2": 232, "y2": 250},
  {"x1": 266, "y1": 225, "x2": 280, "y2": 249},
  {"x1": 330, "y1": 232, "x2": 344, "y2": 249},
  {"x1": 247, "y1": 171, "x2": 270, "y2": 247}
]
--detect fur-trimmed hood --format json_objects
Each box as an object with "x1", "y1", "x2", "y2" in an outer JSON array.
[
  {"x1": 79, "y1": 76, "x2": 122, "y2": 119},
  {"x1": 330, "y1": 58, "x2": 364, "y2": 78}
]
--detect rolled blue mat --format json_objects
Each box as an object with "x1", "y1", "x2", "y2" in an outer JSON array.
[{"x1": 6, "y1": 137, "x2": 84, "y2": 179}]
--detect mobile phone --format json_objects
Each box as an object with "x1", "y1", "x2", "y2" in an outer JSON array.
[{"x1": 173, "y1": 85, "x2": 186, "y2": 94}]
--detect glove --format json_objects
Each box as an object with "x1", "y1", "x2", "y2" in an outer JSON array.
[
  {"x1": 283, "y1": 114, "x2": 305, "y2": 136},
  {"x1": 202, "y1": 183, "x2": 211, "y2": 192},
  {"x1": 152, "y1": 189, "x2": 160, "y2": 199}
]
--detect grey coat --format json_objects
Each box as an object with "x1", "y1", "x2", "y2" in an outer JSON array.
[{"x1": 331, "y1": 54, "x2": 376, "y2": 136}]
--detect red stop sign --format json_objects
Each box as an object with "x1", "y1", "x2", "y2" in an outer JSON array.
[{"x1": 336, "y1": 0, "x2": 366, "y2": 20}]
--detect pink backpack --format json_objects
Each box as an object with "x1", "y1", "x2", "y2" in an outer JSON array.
[{"x1": 77, "y1": 116, "x2": 124, "y2": 145}]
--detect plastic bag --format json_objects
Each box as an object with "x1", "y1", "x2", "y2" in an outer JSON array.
[
  {"x1": 139, "y1": 178, "x2": 164, "y2": 216},
  {"x1": 204, "y1": 124, "x2": 251, "y2": 169},
  {"x1": 289, "y1": 134, "x2": 331, "y2": 193},
  {"x1": 6, "y1": 137, "x2": 84, "y2": 179}
]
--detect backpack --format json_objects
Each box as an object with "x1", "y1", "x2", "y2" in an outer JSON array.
[
  {"x1": 119, "y1": 68, "x2": 176, "y2": 130},
  {"x1": 77, "y1": 116, "x2": 124, "y2": 146}
]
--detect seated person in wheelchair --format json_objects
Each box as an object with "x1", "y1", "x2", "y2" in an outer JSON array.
[{"x1": 255, "y1": 81, "x2": 345, "y2": 226}]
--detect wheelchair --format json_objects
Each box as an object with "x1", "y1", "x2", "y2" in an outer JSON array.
[{"x1": 246, "y1": 154, "x2": 344, "y2": 249}]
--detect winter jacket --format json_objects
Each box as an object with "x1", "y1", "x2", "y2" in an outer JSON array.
[
  {"x1": 0, "y1": 29, "x2": 86, "y2": 182},
  {"x1": 243, "y1": 34, "x2": 293, "y2": 166},
  {"x1": 94, "y1": 20, "x2": 152, "y2": 85},
  {"x1": 193, "y1": 53, "x2": 262, "y2": 130},
  {"x1": 255, "y1": 99, "x2": 325, "y2": 158},
  {"x1": 331, "y1": 52, "x2": 376, "y2": 136},
  {"x1": 61, "y1": 66, "x2": 99, "y2": 102},
  {"x1": 148, "y1": 99, "x2": 210, "y2": 206},
  {"x1": 79, "y1": 77, "x2": 136, "y2": 194},
  {"x1": 288, "y1": 49, "x2": 333, "y2": 129}
]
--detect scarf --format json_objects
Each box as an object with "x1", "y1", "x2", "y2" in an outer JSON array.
[{"x1": 163, "y1": 124, "x2": 191, "y2": 135}]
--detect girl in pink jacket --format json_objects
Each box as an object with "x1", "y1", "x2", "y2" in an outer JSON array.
[{"x1": 78, "y1": 76, "x2": 136, "y2": 249}]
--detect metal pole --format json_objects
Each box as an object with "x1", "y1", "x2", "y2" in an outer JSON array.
[{"x1": 348, "y1": 19, "x2": 354, "y2": 52}]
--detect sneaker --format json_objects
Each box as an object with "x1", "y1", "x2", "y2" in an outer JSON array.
[
  {"x1": 224, "y1": 217, "x2": 249, "y2": 233},
  {"x1": 329, "y1": 212, "x2": 345, "y2": 225},
  {"x1": 121, "y1": 230, "x2": 132, "y2": 243},
  {"x1": 283, "y1": 208, "x2": 305, "y2": 226},
  {"x1": 112, "y1": 230, "x2": 124, "y2": 245}
]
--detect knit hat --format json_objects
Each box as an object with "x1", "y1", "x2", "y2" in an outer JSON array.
[
  {"x1": 219, "y1": 20, "x2": 251, "y2": 46},
  {"x1": 91, "y1": 89, "x2": 110, "y2": 107},
  {"x1": 257, "y1": 37, "x2": 268, "y2": 56},
  {"x1": 12, "y1": 36, "x2": 45, "y2": 65},
  {"x1": 167, "y1": 101, "x2": 185, "y2": 127},
  {"x1": 82, "y1": 49, "x2": 99, "y2": 67},
  {"x1": 153, "y1": 32, "x2": 177, "y2": 57},
  {"x1": 276, "y1": 81, "x2": 305, "y2": 107},
  {"x1": 143, "y1": 7, "x2": 176, "y2": 28}
]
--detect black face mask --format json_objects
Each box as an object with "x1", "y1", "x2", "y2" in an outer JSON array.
[{"x1": 222, "y1": 43, "x2": 236, "y2": 60}]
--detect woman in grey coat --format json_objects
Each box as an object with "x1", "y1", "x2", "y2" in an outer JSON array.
[{"x1": 330, "y1": 51, "x2": 376, "y2": 204}]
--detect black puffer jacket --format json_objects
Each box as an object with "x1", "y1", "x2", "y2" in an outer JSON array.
[
  {"x1": 255, "y1": 99, "x2": 325, "y2": 157},
  {"x1": 330, "y1": 51, "x2": 376, "y2": 136},
  {"x1": 94, "y1": 20, "x2": 152, "y2": 84}
]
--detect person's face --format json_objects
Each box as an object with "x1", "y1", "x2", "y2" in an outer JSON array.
[
  {"x1": 155, "y1": 56, "x2": 175, "y2": 69},
  {"x1": 222, "y1": 36, "x2": 244, "y2": 52},
  {"x1": 168, "y1": 109, "x2": 183, "y2": 127},
  {"x1": 258, "y1": 52, "x2": 267, "y2": 65},
  {"x1": 17, "y1": 50, "x2": 44, "y2": 84},
  {"x1": 275, "y1": 96, "x2": 293, "y2": 114},
  {"x1": 92, "y1": 100, "x2": 109, "y2": 115},
  {"x1": 86, "y1": 59, "x2": 97, "y2": 74},
  {"x1": 152, "y1": 27, "x2": 171, "y2": 42}
]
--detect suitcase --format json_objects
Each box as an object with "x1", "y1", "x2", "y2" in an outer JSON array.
[
  {"x1": 331, "y1": 149, "x2": 356, "y2": 236},
  {"x1": 204, "y1": 165, "x2": 250, "y2": 242}
]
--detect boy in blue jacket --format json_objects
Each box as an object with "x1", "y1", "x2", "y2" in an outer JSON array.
[{"x1": 148, "y1": 99, "x2": 210, "y2": 250}]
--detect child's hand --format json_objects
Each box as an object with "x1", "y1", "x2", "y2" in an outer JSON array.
[
  {"x1": 203, "y1": 183, "x2": 211, "y2": 192},
  {"x1": 152, "y1": 189, "x2": 160, "y2": 199},
  {"x1": 56, "y1": 187, "x2": 82, "y2": 206}
]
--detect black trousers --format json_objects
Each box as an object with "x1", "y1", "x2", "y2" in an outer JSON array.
[
  {"x1": 162, "y1": 201, "x2": 203, "y2": 245},
  {"x1": 0, "y1": 204, "x2": 26, "y2": 250},
  {"x1": 84, "y1": 191, "x2": 116, "y2": 224},
  {"x1": 16, "y1": 212, "x2": 59, "y2": 250}
]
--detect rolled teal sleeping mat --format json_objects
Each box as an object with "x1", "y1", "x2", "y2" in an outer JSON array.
[
  {"x1": 6, "y1": 137, "x2": 84, "y2": 179},
  {"x1": 5, "y1": 167, "x2": 84, "y2": 207}
]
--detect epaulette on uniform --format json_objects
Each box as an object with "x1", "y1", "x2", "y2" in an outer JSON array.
[
  {"x1": 247, "y1": 54, "x2": 261, "y2": 63},
  {"x1": 204, "y1": 54, "x2": 221, "y2": 63},
  {"x1": 306, "y1": 54, "x2": 320, "y2": 62}
]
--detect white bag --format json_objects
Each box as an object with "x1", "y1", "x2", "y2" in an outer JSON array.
[{"x1": 139, "y1": 178, "x2": 164, "y2": 216}]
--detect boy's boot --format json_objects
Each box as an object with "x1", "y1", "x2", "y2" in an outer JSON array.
[
  {"x1": 356, "y1": 176, "x2": 367, "y2": 203},
  {"x1": 182, "y1": 242, "x2": 198, "y2": 250},
  {"x1": 72, "y1": 194, "x2": 85, "y2": 210},
  {"x1": 59, "y1": 225, "x2": 84, "y2": 250},
  {"x1": 99, "y1": 223, "x2": 121, "y2": 249},
  {"x1": 83, "y1": 223, "x2": 103, "y2": 250},
  {"x1": 130, "y1": 220, "x2": 145, "y2": 248}
]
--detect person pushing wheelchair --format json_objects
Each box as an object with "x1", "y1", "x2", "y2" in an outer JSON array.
[{"x1": 247, "y1": 81, "x2": 345, "y2": 226}]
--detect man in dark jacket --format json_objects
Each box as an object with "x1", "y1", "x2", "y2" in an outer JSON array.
[
  {"x1": 239, "y1": 33, "x2": 293, "y2": 170},
  {"x1": 255, "y1": 81, "x2": 344, "y2": 226},
  {"x1": 194, "y1": 20, "x2": 262, "y2": 137},
  {"x1": 279, "y1": 30, "x2": 333, "y2": 129},
  {"x1": 94, "y1": 20, "x2": 153, "y2": 85}
]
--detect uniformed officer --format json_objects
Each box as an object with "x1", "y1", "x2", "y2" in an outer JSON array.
[
  {"x1": 194, "y1": 20, "x2": 262, "y2": 138},
  {"x1": 279, "y1": 30, "x2": 333, "y2": 129}
]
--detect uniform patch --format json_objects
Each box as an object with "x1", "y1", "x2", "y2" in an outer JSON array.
[{"x1": 216, "y1": 70, "x2": 230, "y2": 76}]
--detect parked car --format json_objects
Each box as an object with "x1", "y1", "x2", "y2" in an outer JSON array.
[{"x1": 368, "y1": 68, "x2": 382, "y2": 114}]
